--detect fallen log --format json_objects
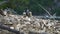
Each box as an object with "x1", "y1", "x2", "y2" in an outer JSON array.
[{"x1": 0, "y1": 24, "x2": 20, "y2": 34}]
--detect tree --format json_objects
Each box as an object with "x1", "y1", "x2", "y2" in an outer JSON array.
[{"x1": 0, "y1": 0, "x2": 60, "y2": 16}]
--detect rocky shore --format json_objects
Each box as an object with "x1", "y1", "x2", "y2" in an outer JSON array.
[
  {"x1": 0, "y1": 14, "x2": 60, "y2": 34},
  {"x1": 0, "y1": 9, "x2": 59, "y2": 34}
]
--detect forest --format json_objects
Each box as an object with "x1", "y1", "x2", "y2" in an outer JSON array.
[{"x1": 0, "y1": 0, "x2": 60, "y2": 16}]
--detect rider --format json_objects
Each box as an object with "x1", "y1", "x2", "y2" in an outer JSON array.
[{"x1": 25, "y1": 9, "x2": 32, "y2": 17}]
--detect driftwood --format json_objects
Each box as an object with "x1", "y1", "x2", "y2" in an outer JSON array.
[{"x1": 0, "y1": 23, "x2": 20, "y2": 34}]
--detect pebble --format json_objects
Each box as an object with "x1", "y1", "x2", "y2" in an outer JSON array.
[{"x1": 0, "y1": 14, "x2": 59, "y2": 34}]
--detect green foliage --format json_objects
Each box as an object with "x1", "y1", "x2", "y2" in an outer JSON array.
[
  {"x1": 0, "y1": 4, "x2": 7, "y2": 9},
  {"x1": 0, "y1": 0, "x2": 60, "y2": 16},
  {"x1": 55, "y1": 8, "x2": 60, "y2": 16},
  {"x1": 0, "y1": 0, "x2": 4, "y2": 1},
  {"x1": 0, "y1": 0, "x2": 8, "y2": 9}
]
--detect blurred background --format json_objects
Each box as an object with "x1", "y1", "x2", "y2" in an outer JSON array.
[{"x1": 0, "y1": 0, "x2": 60, "y2": 16}]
